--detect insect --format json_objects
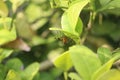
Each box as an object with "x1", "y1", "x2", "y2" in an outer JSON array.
[{"x1": 59, "y1": 36, "x2": 68, "y2": 44}]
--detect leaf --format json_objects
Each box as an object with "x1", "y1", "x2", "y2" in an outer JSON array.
[
  {"x1": 97, "y1": 69, "x2": 120, "y2": 80},
  {"x1": 0, "y1": 18, "x2": 17, "y2": 45},
  {"x1": 21, "y1": 62, "x2": 40, "y2": 80},
  {"x1": 92, "y1": 58, "x2": 115, "y2": 80},
  {"x1": 0, "y1": 0, "x2": 8, "y2": 17},
  {"x1": 61, "y1": 0, "x2": 89, "y2": 43},
  {"x1": 5, "y1": 70, "x2": 21, "y2": 80},
  {"x1": 68, "y1": 72, "x2": 82, "y2": 80},
  {"x1": 0, "y1": 48, "x2": 13, "y2": 63},
  {"x1": 10, "y1": 0, "x2": 25, "y2": 12},
  {"x1": 69, "y1": 45, "x2": 101, "y2": 80},
  {"x1": 54, "y1": 51, "x2": 73, "y2": 71},
  {"x1": 6, "y1": 58, "x2": 23, "y2": 71},
  {"x1": 97, "y1": 47, "x2": 112, "y2": 64},
  {"x1": 98, "y1": 0, "x2": 120, "y2": 12},
  {"x1": 50, "y1": 0, "x2": 69, "y2": 9},
  {"x1": 0, "y1": 64, "x2": 8, "y2": 80}
]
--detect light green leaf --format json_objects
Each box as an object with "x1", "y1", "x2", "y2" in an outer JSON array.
[
  {"x1": 0, "y1": 48, "x2": 13, "y2": 63},
  {"x1": 54, "y1": 51, "x2": 73, "y2": 71},
  {"x1": 68, "y1": 72, "x2": 82, "y2": 80},
  {"x1": 50, "y1": 0, "x2": 69, "y2": 9},
  {"x1": 6, "y1": 58, "x2": 23, "y2": 71},
  {"x1": 0, "y1": 18, "x2": 17, "y2": 45},
  {"x1": 5, "y1": 70, "x2": 21, "y2": 80},
  {"x1": 69, "y1": 45, "x2": 101, "y2": 80},
  {"x1": 92, "y1": 58, "x2": 115, "y2": 80},
  {"x1": 97, "y1": 47, "x2": 112, "y2": 64},
  {"x1": 10, "y1": 0, "x2": 25, "y2": 12},
  {"x1": 97, "y1": 69, "x2": 120, "y2": 80},
  {"x1": 61, "y1": 0, "x2": 88, "y2": 36},
  {"x1": 0, "y1": 0, "x2": 8, "y2": 17},
  {"x1": 21, "y1": 62, "x2": 40, "y2": 80}
]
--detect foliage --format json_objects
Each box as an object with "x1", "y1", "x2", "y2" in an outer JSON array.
[{"x1": 0, "y1": 0, "x2": 120, "y2": 80}]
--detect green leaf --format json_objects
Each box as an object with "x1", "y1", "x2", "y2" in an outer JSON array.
[
  {"x1": 50, "y1": 0, "x2": 69, "y2": 9},
  {"x1": 21, "y1": 62, "x2": 40, "y2": 80},
  {"x1": 97, "y1": 69, "x2": 120, "y2": 80},
  {"x1": 5, "y1": 70, "x2": 21, "y2": 80},
  {"x1": 6, "y1": 58, "x2": 23, "y2": 71},
  {"x1": 0, "y1": 18, "x2": 17, "y2": 45},
  {"x1": 61, "y1": 0, "x2": 89, "y2": 42},
  {"x1": 92, "y1": 58, "x2": 115, "y2": 80},
  {"x1": 69, "y1": 45, "x2": 101, "y2": 80},
  {"x1": 68, "y1": 72, "x2": 82, "y2": 80},
  {"x1": 97, "y1": 47, "x2": 112, "y2": 64},
  {"x1": 54, "y1": 51, "x2": 73, "y2": 71},
  {"x1": 0, "y1": 48, "x2": 13, "y2": 63},
  {"x1": 10, "y1": 0, "x2": 25, "y2": 12},
  {"x1": 0, "y1": 64, "x2": 8, "y2": 80},
  {"x1": 0, "y1": 0, "x2": 8, "y2": 17},
  {"x1": 98, "y1": 0, "x2": 120, "y2": 12}
]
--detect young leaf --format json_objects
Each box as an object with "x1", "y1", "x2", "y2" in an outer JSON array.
[
  {"x1": 0, "y1": 48, "x2": 13, "y2": 63},
  {"x1": 0, "y1": 0, "x2": 8, "y2": 17},
  {"x1": 92, "y1": 58, "x2": 115, "y2": 80},
  {"x1": 61, "y1": 0, "x2": 89, "y2": 43},
  {"x1": 69, "y1": 45, "x2": 101, "y2": 80},
  {"x1": 54, "y1": 51, "x2": 73, "y2": 71},
  {"x1": 97, "y1": 69, "x2": 120, "y2": 80},
  {"x1": 5, "y1": 70, "x2": 21, "y2": 80},
  {"x1": 97, "y1": 47, "x2": 112, "y2": 64}
]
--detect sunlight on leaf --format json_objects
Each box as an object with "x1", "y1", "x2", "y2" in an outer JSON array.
[
  {"x1": 0, "y1": 0, "x2": 8, "y2": 17},
  {"x1": 54, "y1": 51, "x2": 73, "y2": 71},
  {"x1": 69, "y1": 45, "x2": 101, "y2": 80}
]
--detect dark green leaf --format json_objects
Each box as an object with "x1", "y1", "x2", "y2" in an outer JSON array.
[{"x1": 6, "y1": 58, "x2": 23, "y2": 71}]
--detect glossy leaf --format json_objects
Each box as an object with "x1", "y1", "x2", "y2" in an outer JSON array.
[
  {"x1": 0, "y1": 0, "x2": 8, "y2": 17},
  {"x1": 0, "y1": 18, "x2": 17, "y2": 45},
  {"x1": 0, "y1": 48, "x2": 13, "y2": 63},
  {"x1": 5, "y1": 70, "x2": 21, "y2": 80},
  {"x1": 21, "y1": 62, "x2": 40, "y2": 80},
  {"x1": 54, "y1": 51, "x2": 73, "y2": 71},
  {"x1": 69, "y1": 45, "x2": 101, "y2": 80},
  {"x1": 97, "y1": 69, "x2": 120, "y2": 80},
  {"x1": 97, "y1": 47, "x2": 112, "y2": 64},
  {"x1": 92, "y1": 58, "x2": 115, "y2": 80}
]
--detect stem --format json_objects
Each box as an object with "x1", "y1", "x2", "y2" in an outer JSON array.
[
  {"x1": 81, "y1": 11, "x2": 96, "y2": 44},
  {"x1": 64, "y1": 71, "x2": 68, "y2": 80}
]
